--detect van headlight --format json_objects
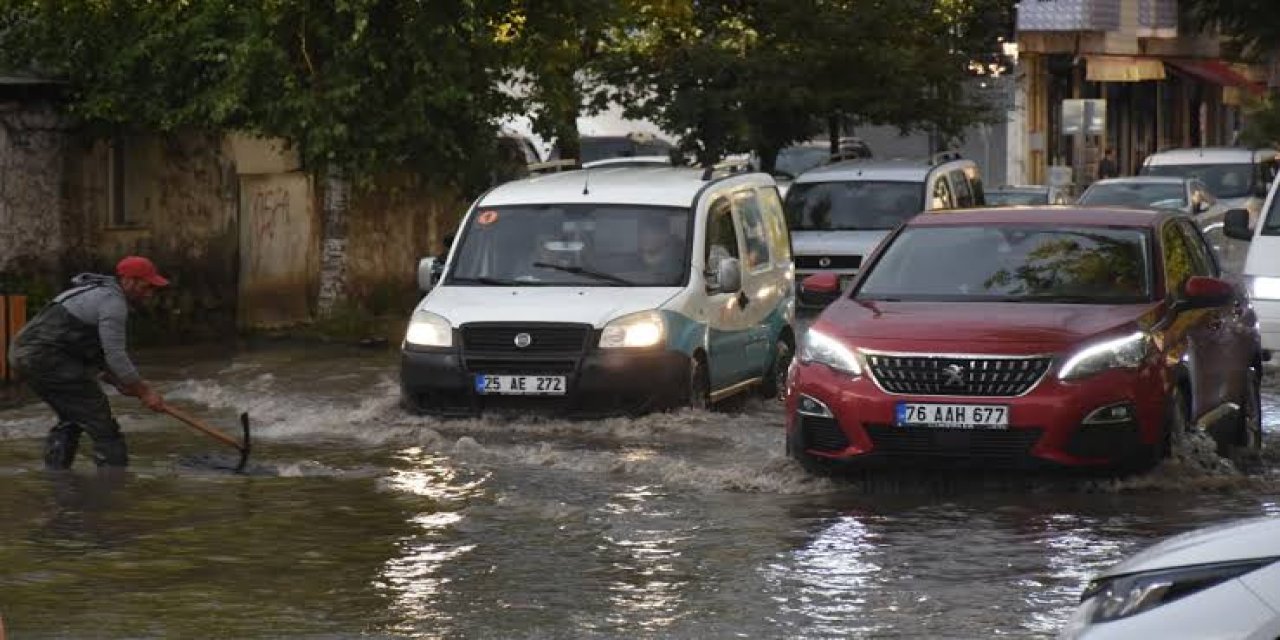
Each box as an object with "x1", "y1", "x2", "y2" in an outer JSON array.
[
  {"x1": 599, "y1": 311, "x2": 665, "y2": 349},
  {"x1": 798, "y1": 329, "x2": 862, "y2": 377},
  {"x1": 404, "y1": 310, "x2": 453, "y2": 348},
  {"x1": 1058, "y1": 331, "x2": 1150, "y2": 381},
  {"x1": 1247, "y1": 276, "x2": 1280, "y2": 300},
  {"x1": 1064, "y1": 559, "x2": 1276, "y2": 632}
]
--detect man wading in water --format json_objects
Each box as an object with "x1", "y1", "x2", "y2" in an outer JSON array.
[{"x1": 8, "y1": 256, "x2": 169, "y2": 469}]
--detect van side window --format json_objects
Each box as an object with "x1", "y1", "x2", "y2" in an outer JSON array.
[
  {"x1": 950, "y1": 170, "x2": 974, "y2": 208},
  {"x1": 1260, "y1": 159, "x2": 1279, "y2": 189},
  {"x1": 931, "y1": 175, "x2": 953, "y2": 210},
  {"x1": 733, "y1": 190, "x2": 771, "y2": 271},
  {"x1": 706, "y1": 196, "x2": 740, "y2": 272},
  {"x1": 757, "y1": 186, "x2": 792, "y2": 263},
  {"x1": 970, "y1": 174, "x2": 985, "y2": 205}
]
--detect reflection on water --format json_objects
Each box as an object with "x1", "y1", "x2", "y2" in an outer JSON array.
[{"x1": 0, "y1": 344, "x2": 1278, "y2": 638}]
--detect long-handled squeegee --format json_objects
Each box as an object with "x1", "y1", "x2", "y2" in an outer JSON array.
[{"x1": 163, "y1": 406, "x2": 252, "y2": 473}]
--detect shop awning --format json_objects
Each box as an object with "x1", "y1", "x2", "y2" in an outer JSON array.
[
  {"x1": 1085, "y1": 56, "x2": 1167, "y2": 82},
  {"x1": 1165, "y1": 59, "x2": 1265, "y2": 96}
]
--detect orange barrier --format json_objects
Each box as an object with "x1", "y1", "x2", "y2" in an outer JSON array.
[{"x1": 1, "y1": 293, "x2": 28, "y2": 383}]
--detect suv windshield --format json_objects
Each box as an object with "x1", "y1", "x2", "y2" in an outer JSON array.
[
  {"x1": 448, "y1": 204, "x2": 690, "y2": 287},
  {"x1": 856, "y1": 225, "x2": 1152, "y2": 302},
  {"x1": 785, "y1": 181, "x2": 924, "y2": 231},
  {"x1": 1141, "y1": 163, "x2": 1253, "y2": 198},
  {"x1": 1078, "y1": 182, "x2": 1185, "y2": 209}
]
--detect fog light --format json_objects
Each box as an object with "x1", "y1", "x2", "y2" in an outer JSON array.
[
  {"x1": 1083, "y1": 403, "x2": 1135, "y2": 425},
  {"x1": 798, "y1": 394, "x2": 833, "y2": 418}
]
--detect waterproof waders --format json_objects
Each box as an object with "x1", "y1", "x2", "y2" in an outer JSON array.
[{"x1": 8, "y1": 286, "x2": 129, "y2": 468}]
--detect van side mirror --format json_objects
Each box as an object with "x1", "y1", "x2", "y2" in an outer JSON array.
[
  {"x1": 417, "y1": 257, "x2": 438, "y2": 292},
  {"x1": 708, "y1": 258, "x2": 742, "y2": 293},
  {"x1": 1223, "y1": 208, "x2": 1253, "y2": 241},
  {"x1": 799, "y1": 272, "x2": 842, "y2": 307}
]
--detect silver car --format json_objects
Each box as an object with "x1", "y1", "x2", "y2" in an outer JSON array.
[
  {"x1": 1061, "y1": 516, "x2": 1280, "y2": 639},
  {"x1": 1077, "y1": 176, "x2": 1245, "y2": 275}
]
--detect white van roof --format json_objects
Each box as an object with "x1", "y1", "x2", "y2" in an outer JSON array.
[
  {"x1": 1144, "y1": 147, "x2": 1280, "y2": 166},
  {"x1": 478, "y1": 166, "x2": 766, "y2": 208}
]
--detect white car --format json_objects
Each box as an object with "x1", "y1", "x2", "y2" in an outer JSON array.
[
  {"x1": 1060, "y1": 516, "x2": 1280, "y2": 639},
  {"x1": 1226, "y1": 170, "x2": 1280, "y2": 356}
]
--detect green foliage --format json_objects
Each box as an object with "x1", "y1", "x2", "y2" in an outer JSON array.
[
  {"x1": 1180, "y1": 0, "x2": 1280, "y2": 60},
  {"x1": 597, "y1": 0, "x2": 1011, "y2": 170},
  {"x1": 1239, "y1": 96, "x2": 1280, "y2": 148},
  {"x1": 0, "y1": 0, "x2": 520, "y2": 190}
]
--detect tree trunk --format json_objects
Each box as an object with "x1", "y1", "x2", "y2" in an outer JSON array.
[{"x1": 316, "y1": 168, "x2": 349, "y2": 318}]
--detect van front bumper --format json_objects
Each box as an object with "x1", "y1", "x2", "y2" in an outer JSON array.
[
  {"x1": 1253, "y1": 298, "x2": 1280, "y2": 354},
  {"x1": 399, "y1": 347, "x2": 691, "y2": 418}
]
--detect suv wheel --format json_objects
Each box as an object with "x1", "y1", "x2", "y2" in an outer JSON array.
[
  {"x1": 1134, "y1": 386, "x2": 1187, "y2": 472},
  {"x1": 1233, "y1": 368, "x2": 1263, "y2": 458}
]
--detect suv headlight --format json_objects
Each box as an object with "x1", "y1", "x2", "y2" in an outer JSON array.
[
  {"x1": 798, "y1": 329, "x2": 862, "y2": 376},
  {"x1": 1247, "y1": 275, "x2": 1280, "y2": 300},
  {"x1": 1062, "y1": 559, "x2": 1276, "y2": 634},
  {"x1": 599, "y1": 310, "x2": 665, "y2": 348},
  {"x1": 404, "y1": 310, "x2": 453, "y2": 348},
  {"x1": 1058, "y1": 331, "x2": 1150, "y2": 381}
]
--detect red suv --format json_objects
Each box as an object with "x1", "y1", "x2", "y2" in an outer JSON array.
[{"x1": 786, "y1": 208, "x2": 1264, "y2": 473}]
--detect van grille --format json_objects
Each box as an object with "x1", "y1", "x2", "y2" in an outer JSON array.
[
  {"x1": 461, "y1": 323, "x2": 591, "y2": 354},
  {"x1": 865, "y1": 353, "x2": 1051, "y2": 397}
]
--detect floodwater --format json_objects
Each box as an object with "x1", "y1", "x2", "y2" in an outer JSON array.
[{"x1": 1, "y1": 343, "x2": 1278, "y2": 639}]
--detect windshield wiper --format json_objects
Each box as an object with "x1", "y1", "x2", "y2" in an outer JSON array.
[
  {"x1": 450, "y1": 276, "x2": 521, "y2": 286},
  {"x1": 531, "y1": 262, "x2": 637, "y2": 286}
]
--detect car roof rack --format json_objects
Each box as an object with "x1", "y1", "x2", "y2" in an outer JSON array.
[
  {"x1": 527, "y1": 159, "x2": 579, "y2": 175},
  {"x1": 701, "y1": 158, "x2": 753, "y2": 181}
]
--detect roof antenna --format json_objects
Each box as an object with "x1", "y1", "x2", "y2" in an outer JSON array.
[{"x1": 582, "y1": 166, "x2": 591, "y2": 196}]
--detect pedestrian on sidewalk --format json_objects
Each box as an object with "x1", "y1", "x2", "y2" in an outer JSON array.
[
  {"x1": 7, "y1": 256, "x2": 169, "y2": 469},
  {"x1": 1097, "y1": 148, "x2": 1119, "y2": 180}
]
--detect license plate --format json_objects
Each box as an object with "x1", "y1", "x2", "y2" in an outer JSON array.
[
  {"x1": 474, "y1": 375, "x2": 566, "y2": 396},
  {"x1": 895, "y1": 403, "x2": 1008, "y2": 429}
]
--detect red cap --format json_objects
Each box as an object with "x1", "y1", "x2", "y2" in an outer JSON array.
[{"x1": 115, "y1": 256, "x2": 169, "y2": 287}]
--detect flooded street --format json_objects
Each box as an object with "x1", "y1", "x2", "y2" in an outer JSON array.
[{"x1": 2, "y1": 343, "x2": 1280, "y2": 639}]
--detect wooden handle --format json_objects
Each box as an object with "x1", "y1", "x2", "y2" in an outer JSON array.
[{"x1": 163, "y1": 405, "x2": 244, "y2": 450}]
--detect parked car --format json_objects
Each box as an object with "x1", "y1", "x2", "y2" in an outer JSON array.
[
  {"x1": 763, "y1": 137, "x2": 873, "y2": 179},
  {"x1": 1225, "y1": 167, "x2": 1280, "y2": 357},
  {"x1": 403, "y1": 164, "x2": 796, "y2": 417},
  {"x1": 986, "y1": 184, "x2": 1070, "y2": 206},
  {"x1": 1077, "y1": 176, "x2": 1244, "y2": 274},
  {"x1": 548, "y1": 132, "x2": 677, "y2": 165},
  {"x1": 786, "y1": 207, "x2": 1263, "y2": 474},
  {"x1": 784, "y1": 152, "x2": 985, "y2": 305},
  {"x1": 1140, "y1": 146, "x2": 1280, "y2": 227},
  {"x1": 1060, "y1": 516, "x2": 1280, "y2": 639}
]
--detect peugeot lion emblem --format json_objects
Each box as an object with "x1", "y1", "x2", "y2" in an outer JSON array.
[
  {"x1": 943, "y1": 364, "x2": 966, "y2": 387},
  {"x1": 818, "y1": 257, "x2": 832, "y2": 268},
  {"x1": 514, "y1": 332, "x2": 533, "y2": 348}
]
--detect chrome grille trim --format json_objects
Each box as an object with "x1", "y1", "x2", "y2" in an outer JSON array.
[{"x1": 860, "y1": 349, "x2": 1053, "y2": 398}]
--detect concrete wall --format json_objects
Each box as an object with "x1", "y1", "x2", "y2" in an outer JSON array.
[
  {"x1": 238, "y1": 172, "x2": 318, "y2": 327},
  {"x1": 343, "y1": 178, "x2": 470, "y2": 314},
  {"x1": 63, "y1": 132, "x2": 240, "y2": 339},
  {"x1": 0, "y1": 98, "x2": 66, "y2": 287}
]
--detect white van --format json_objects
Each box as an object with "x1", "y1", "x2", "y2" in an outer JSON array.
[
  {"x1": 401, "y1": 165, "x2": 797, "y2": 416},
  {"x1": 783, "y1": 153, "x2": 984, "y2": 305},
  {"x1": 1140, "y1": 147, "x2": 1280, "y2": 225},
  {"x1": 1225, "y1": 175, "x2": 1280, "y2": 358}
]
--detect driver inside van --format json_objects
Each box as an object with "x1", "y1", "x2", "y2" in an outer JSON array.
[{"x1": 629, "y1": 218, "x2": 684, "y2": 284}]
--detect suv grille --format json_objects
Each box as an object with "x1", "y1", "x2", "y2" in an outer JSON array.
[
  {"x1": 865, "y1": 425, "x2": 1043, "y2": 461},
  {"x1": 461, "y1": 323, "x2": 590, "y2": 354},
  {"x1": 865, "y1": 353, "x2": 1051, "y2": 397}
]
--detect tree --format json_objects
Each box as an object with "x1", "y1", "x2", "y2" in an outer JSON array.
[
  {"x1": 0, "y1": 1, "x2": 520, "y2": 190},
  {"x1": 1180, "y1": 0, "x2": 1280, "y2": 147},
  {"x1": 597, "y1": 0, "x2": 1012, "y2": 172}
]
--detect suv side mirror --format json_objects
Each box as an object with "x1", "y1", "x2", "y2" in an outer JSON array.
[
  {"x1": 1180, "y1": 276, "x2": 1235, "y2": 309},
  {"x1": 799, "y1": 272, "x2": 842, "y2": 307},
  {"x1": 708, "y1": 258, "x2": 742, "y2": 293},
  {"x1": 417, "y1": 256, "x2": 438, "y2": 292},
  {"x1": 1223, "y1": 208, "x2": 1253, "y2": 241}
]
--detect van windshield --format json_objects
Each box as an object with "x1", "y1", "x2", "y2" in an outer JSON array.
[
  {"x1": 447, "y1": 204, "x2": 690, "y2": 287},
  {"x1": 1140, "y1": 163, "x2": 1253, "y2": 198},
  {"x1": 784, "y1": 180, "x2": 924, "y2": 231}
]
